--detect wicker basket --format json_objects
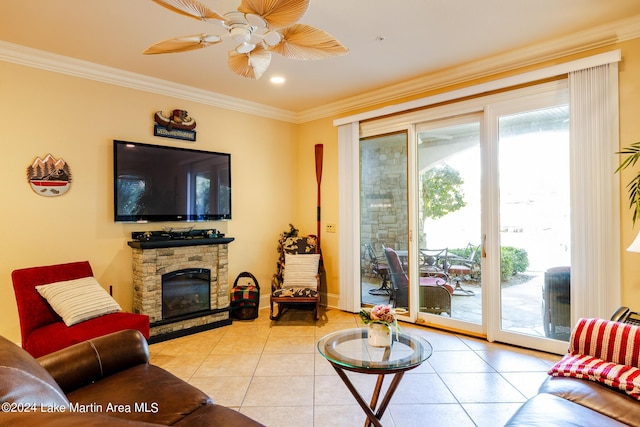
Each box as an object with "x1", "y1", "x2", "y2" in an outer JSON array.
[{"x1": 231, "y1": 272, "x2": 260, "y2": 320}]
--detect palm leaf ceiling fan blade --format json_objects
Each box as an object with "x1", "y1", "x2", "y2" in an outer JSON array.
[
  {"x1": 143, "y1": 34, "x2": 222, "y2": 54},
  {"x1": 269, "y1": 24, "x2": 348, "y2": 60},
  {"x1": 238, "y1": 0, "x2": 310, "y2": 28},
  {"x1": 152, "y1": 0, "x2": 225, "y2": 21},
  {"x1": 146, "y1": 0, "x2": 348, "y2": 78},
  {"x1": 228, "y1": 46, "x2": 272, "y2": 79}
]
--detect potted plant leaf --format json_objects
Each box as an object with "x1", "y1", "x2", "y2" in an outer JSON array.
[{"x1": 617, "y1": 142, "x2": 640, "y2": 224}]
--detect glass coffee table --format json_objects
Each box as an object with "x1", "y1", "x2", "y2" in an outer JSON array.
[{"x1": 317, "y1": 328, "x2": 432, "y2": 427}]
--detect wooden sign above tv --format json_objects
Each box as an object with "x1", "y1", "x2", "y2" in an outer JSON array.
[{"x1": 153, "y1": 109, "x2": 196, "y2": 142}]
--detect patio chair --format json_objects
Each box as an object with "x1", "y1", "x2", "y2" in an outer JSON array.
[
  {"x1": 446, "y1": 243, "x2": 480, "y2": 295},
  {"x1": 384, "y1": 247, "x2": 453, "y2": 315},
  {"x1": 364, "y1": 243, "x2": 391, "y2": 296},
  {"x1": 542, "y1": 266, "x2": 570, "y2": 339},
  {"x1": 419, "y1": 248, "x2": 449, "y2": 275},
  {"x1": 270, "y1": 229, "x2": 321, "y2": 321},
  {"x1": 448, "y1": 243, "x2": 480, "y2": 275}
]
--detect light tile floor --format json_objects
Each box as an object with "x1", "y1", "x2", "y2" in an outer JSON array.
[{"x1": 149, "y1": 307, "x2": 561, "y2": 427}]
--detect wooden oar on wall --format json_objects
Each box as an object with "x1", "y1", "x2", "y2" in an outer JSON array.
[{"x1": 315, "y1": 144, "x2": 323, "y2": 251}]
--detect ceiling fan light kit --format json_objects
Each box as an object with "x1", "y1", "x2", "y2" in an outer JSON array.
[{"x1": 145, "y1": 0, "x2": 348, "y2": 79}]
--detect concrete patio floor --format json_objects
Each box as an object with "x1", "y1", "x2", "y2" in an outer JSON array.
[{"x1": 362, "y1": 272, "x2": 565, "y2": 340}]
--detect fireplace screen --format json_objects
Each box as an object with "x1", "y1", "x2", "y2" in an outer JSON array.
[{"x1": 162, "y1": 268, "x2": 211, "y2": 319}]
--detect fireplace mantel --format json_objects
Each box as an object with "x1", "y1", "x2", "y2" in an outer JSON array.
[{"x1": 127, "y1": 237, "x2": 234, "y2": 250}]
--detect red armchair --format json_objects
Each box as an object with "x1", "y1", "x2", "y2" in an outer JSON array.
[{"x1": 11, "y1": 260, "x2": 149, "y2": 358}]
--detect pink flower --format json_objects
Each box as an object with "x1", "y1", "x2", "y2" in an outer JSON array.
[
  {"x1": 359, "y1": 304, "x2": 401, "y2": 340},
  {"x1": 369, "y1": 304, "x2": 396, "y2": 324}
]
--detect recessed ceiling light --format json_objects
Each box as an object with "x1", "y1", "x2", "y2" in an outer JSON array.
[{"x1": 270, "y1": 76, "x2": 286, "y2": 84}]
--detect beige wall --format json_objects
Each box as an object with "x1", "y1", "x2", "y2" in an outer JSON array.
[
  {"x1": 296, "y1": 118, "x2": 340, "y2": 303},
  {"x1": 0, "y1": 61, "x2": 299, "y2": 343},
  {"x1": 2, "y1": 36, "x2": 640, "y2": 345},
  {"x1": 617, "y1": 38, "x2": 640, "y2": 305}
]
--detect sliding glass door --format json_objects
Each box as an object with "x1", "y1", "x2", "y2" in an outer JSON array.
[
  {"x1": 360, "y1": 132, "x2": 410, "y2": 310},
  {"x1": 343, "y1": 57, "x2": 621, "y2": 353},
  {"x1": 354, "y1": 83, "x2": 573, "y2": 352},
  {"x1": 416, "y1": 115, "x2": 482, "y2": 325},
  {"x1": 488, "y1": 95, "x2": 571, "y2": 353}
]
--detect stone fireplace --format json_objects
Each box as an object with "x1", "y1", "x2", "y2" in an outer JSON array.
[{"x1": 128, "y1": 237, "x2": 233, "y2": 343}]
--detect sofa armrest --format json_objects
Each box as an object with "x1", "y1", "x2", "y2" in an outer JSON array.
[
  {"x1": 37, "y1": 329, "x2": 150, "y2": 394},
  {"x1": 0, "y1": 411, "x2": 158, "y2": 426}
]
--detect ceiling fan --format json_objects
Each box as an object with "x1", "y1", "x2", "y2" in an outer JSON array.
[{"x1": 144, "y1": 0, "x2": 348, "y2": 79}]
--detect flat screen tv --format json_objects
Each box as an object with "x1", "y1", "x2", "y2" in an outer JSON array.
[{"x1": 113, "y1": 140, "x2": 231, "y2": 222}]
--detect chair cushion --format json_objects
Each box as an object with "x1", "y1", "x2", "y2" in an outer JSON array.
[
  {"x1": 448, "y1": 264, "x2": 472, "y2": 274},
  {"x1": 419, "y1": 276, "x2": 454, "y2": 294},
  {"x1": 36, "y1": 277, "x2": 122, "y2": 327},
  {"x1": 282, "y1": 253, "x2": 319, "y2": 289},
  {"x1": 25, "y1": 312, "x2": 150, "y2": 358},
  {"x1": 272, "y1": 288, "x2": 318, "y2": 298}
]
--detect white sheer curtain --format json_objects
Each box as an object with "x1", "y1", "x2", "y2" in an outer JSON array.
[
  {"x1": 569, "y1": 63, "x2": 621, "y2": 319},
  {"x1": 337, "y1": 122, "x2": 361, "y2": 312}
]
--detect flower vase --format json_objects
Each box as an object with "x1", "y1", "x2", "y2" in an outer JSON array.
[{"x1": 368, "y1": 323, "x2": 391, "y2": 347}]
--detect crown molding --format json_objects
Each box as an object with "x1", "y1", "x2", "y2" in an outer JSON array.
[
  {"x1": 298, "y1": 14, "x2": 640, "y2": 124},
  {"x1": 0, "y1": 41, "x2": 298, "y2": 123},
  {"x1": 1, "y1": 14, "x2": 639, "y2": 125}
]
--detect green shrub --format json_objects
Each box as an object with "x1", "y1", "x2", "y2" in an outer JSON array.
[
  {"x1": 502, "y1": 247, "x2": 529, "y2": 274},
  {"x1": 448, "y1": 248, "x2": 466, "y2": 258},
  {"x1": 500, "y1": 246, "x2": 529, "y2": 280},
  {"x1": 500, "y1": 251, "x2": 514, "y2": 281}
]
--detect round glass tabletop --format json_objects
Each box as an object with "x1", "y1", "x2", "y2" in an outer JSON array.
[{"x1": 317, "y1": 328, "x2": 432, "y2": 373}]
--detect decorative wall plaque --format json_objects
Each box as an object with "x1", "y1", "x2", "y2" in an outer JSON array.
[
  {"x1": 27, "y1": 154, "x2": 72, "y2": 197},
  {"x1": 153, "y1": 109, "x2": 197, "y2": 141}
]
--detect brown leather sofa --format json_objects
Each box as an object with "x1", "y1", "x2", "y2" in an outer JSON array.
[
  {"x1": 506, "y1": 316, "x2": 640, "y2": 427},
  {"x1": 0, "y1": 329, "x2": 264, "y2": 426},
  {"x1": 505, "y1": 375, "x2": 640, "y2": 426}
]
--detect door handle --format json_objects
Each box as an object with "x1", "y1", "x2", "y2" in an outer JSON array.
[{"x1": 482, "y1": 234, "x2": 487, "y2": 258}]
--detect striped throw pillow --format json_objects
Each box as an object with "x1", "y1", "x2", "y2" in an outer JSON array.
[
  {"x1": 549, "y1": 353, "x2": 640, "y2": 399},
  {"x1": 283, "y1": 253, "x2": 320, "y2": 289},
  {"x1": 548, "y1": 318, "x2": 640, "y2": 399},
  {"x1": 569, "y1": 318, "x2": 640, "y2": 368},
  {"x1": 36, "y1": 277, "x2": 122, "y2": 326}
]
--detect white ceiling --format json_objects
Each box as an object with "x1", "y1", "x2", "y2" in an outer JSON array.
[{"x1": 1, "y1": 0, "x2": 639, "y2": 114}]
